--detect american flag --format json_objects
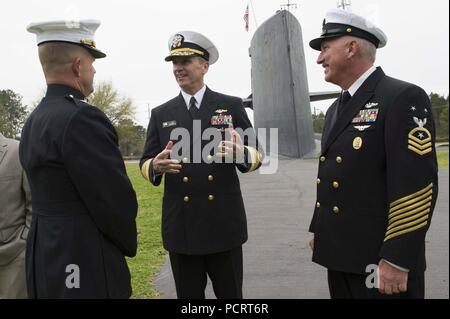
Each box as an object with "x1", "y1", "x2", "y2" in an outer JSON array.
[{"x1": 244, "y1": 4, "x2": 249, "y2": 32}]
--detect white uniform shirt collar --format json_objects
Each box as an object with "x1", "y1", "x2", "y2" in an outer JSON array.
[
  {"x1": 181, "y1": 85, "x2": 207, "y2": 110},
  {"x1": 347, "y1": 65, "x2": 377, "y2": 96}
]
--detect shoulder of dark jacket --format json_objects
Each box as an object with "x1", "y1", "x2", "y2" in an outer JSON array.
[
  {"x1": 63, "y1": 95, "x2": 111, "y2": 125},
  {"x1": 212, "y1": 91, "x2": 243, "y2": 105},
  {"x1": 380, "y1": 75, "x2": 424, "y2": 96},
  {"x1": 64, "y1": 94, "x2": 95, "y2": 109},
  {"x1": 151, "y1": 95, "x2": 181, "y2": 115}
]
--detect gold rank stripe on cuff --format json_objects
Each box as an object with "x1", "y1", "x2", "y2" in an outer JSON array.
[
  {"x1": 387, "y1": 208, "x2": 430, "y2": 231},
  {"x1": 244, "y1": 146, "x2": 262, "y2": 172},
  {"x1": 140, "y1": 159, "x2": 152, "y2": 181},
  {"x1": 386, "y1": 213, "x2": 429, "y2": 237},
  {"x1": 388, "y1": 195, "x2": 432, "y2": 219},
  {"x1": 384, "y1": 221, "x2": 429, "y2": 242},
  {"x1": 389, "y1": 183, "x2": 433, "y2": 208},
  {"x1": 408, "y1": 127, "x2": 433, "y2": 156},
  {"x1": 384, "y1": 183, "x2": 433, "y2": 242}
]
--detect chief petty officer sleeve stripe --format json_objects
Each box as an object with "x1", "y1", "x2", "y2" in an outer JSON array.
[
  {"x1": 140, "y1": 158, "x2": 153, "y2": 181},
  {"x1": 408, "y1": 127, "x2": 433, "y2": 156},
  {"x1": 384, "y1": 183, "x2": 433, "y2": 242},
  {"x1": 244, "y1": 146, "x2": 262, "y2": 172}
]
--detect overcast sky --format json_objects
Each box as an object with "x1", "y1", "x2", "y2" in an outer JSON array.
[{"x1": 1, "y1": 0, "x2": 448, "y2": 126}]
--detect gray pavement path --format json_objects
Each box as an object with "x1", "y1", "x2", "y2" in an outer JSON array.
[{"x1": 153, "y1": 158, "x2": 449, "y2": 299}]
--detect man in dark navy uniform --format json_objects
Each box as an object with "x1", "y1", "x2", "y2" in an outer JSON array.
[
  {"x1": 19, "y1": 20, "x2": 137, "y2": 298},
  {"x1": 140, "y1": 31, "x2": 262, "y2": 299},
  {"x1": 308, "y1": 9, "x2": 438, "y2": 299}
]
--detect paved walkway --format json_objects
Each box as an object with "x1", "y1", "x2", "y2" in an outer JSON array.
[{"x1": 154, "y1": 157, "x2": 449, "y2": 299}]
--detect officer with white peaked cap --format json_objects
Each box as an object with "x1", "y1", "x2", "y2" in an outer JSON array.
[
  {"x1": 309, "y1": 8, "x2": 387, "y2": 51},
  {"x1": 140, "y1": 30, "x2": 262, "y2": 299},
  {"x1": 20, "y1": 20, "x2": 138, "y2": 298},
  {"x1": 27, "y1": 19, "x2": 106, "y2": 58},
  {"x1": 165, "y1": 30, "x2": 219, "y2": 64},
  {"x1": 308, "y1": 9, "x2": 438, "y2": 299}
]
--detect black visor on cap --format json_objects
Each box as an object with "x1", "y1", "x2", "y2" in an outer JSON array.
[
  {"x1": 38, "y1": 40, "x2": 106, "y2": 58},
  {"x1": 309, "y1": 23, "x2": 380, "y2": 51}
]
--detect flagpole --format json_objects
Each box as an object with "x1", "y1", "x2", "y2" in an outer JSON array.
[{"x1": 249, "y1": 0, "x2": 258, "y2": 28}]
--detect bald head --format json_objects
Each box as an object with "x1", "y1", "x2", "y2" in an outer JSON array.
[
  {"x1": 38, "y1": 42, "x2": 90, "y2": 76},
  {"x1": 38, "y1": 42, "x2": 97, "y2": 97}
]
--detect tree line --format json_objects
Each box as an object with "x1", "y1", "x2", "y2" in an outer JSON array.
[
  {"x1": 2, "y1": 88, "x2": 448, "y2": 156},
  {"x1": 312, "y1": 93, "x2": 449, "y2": 141},
  {"x1": 0, "y1": 82, "x2": 147, "y2": 158}
]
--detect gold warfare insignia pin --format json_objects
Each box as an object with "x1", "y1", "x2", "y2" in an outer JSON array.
[
  {"x1": 215, "y1": 109, "x2": 228, "y2": 114},
  {"x1": 353, "y1": 137, "x2": 363, "y2": 150},
  {"x1": 171, "y1": 34, "x2": 184, "y2": 49},
  {"x1": 408, "y1": 117, "x2": 432, "y2": 155}
]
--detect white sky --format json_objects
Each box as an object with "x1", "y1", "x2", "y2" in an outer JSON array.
[{"x1": 1, "y1": 0, "x2": 449, "y2": 127}]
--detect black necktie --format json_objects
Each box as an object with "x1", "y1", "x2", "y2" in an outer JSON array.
[
  {"x1": 189, "y1": 96, "x2": 199, "y2": 119},
  {"x1": 338, "y1": 91, "x2": 351, "y2": 116}
]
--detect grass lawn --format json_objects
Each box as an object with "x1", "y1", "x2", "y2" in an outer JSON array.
[
  {"x1": 125, "y1": 163, "x2": 166, "y2": 299},
  {"x1": 437, "y1": 151, "x2": 449, "y2": 169},
  {"x1": 124, "y1": 151, "x2": 448, "y2": 298}
]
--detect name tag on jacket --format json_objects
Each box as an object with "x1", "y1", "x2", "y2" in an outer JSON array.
[{"x1": 162, "y1": 120, "x2": 177, "y2": 128}]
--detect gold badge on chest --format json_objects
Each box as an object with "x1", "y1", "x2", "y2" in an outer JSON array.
[{"x1": 353, "y1": 137, "x2": 363, "y2": 150}]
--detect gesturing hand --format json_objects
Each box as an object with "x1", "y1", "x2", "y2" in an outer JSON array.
[
  {"x1": 216, "y1": 124, "x2": 245, "y2": 163},
  {"x1": 153, "y1": 141, "x2": 182, "y2": 174}
]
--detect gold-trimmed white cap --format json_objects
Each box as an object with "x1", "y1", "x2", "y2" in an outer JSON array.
[
  {"x1": 27, "y1": 19, "x2": 106, "y2": 58},
  {"x1": 165, "y1": 31, "x2": 219, "y2": 65}
]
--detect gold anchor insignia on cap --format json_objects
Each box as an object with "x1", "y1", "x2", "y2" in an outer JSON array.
[
  {"x1": 171, "y1": 34, "x2": 184, "y2": 49},
  {"x1": 353, "y1": 137, "x2": 363, "y2": 150},
  {"x1": 80, "y1": 39, "x2": 96, "y2": 48}
]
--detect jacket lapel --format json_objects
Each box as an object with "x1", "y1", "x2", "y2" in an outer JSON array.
[
  {"x1": 322, "y1": 67, "x2": 385, "y2": 153},
  {"x1": 196, "y1": 87, "x2": 219, "y2": 145},
  {"x1": 167, "y1": 88, "x2": 219, "y2": 150},
  {"x1": 169, "y1": 93, "x2": 193, "y2": 133},
  {"x1": 321, "y1": 100, "x2": 339, "y2": 150},
  {"x1": 198, "y1": 87, "x2": 219, "y2": 126}
]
